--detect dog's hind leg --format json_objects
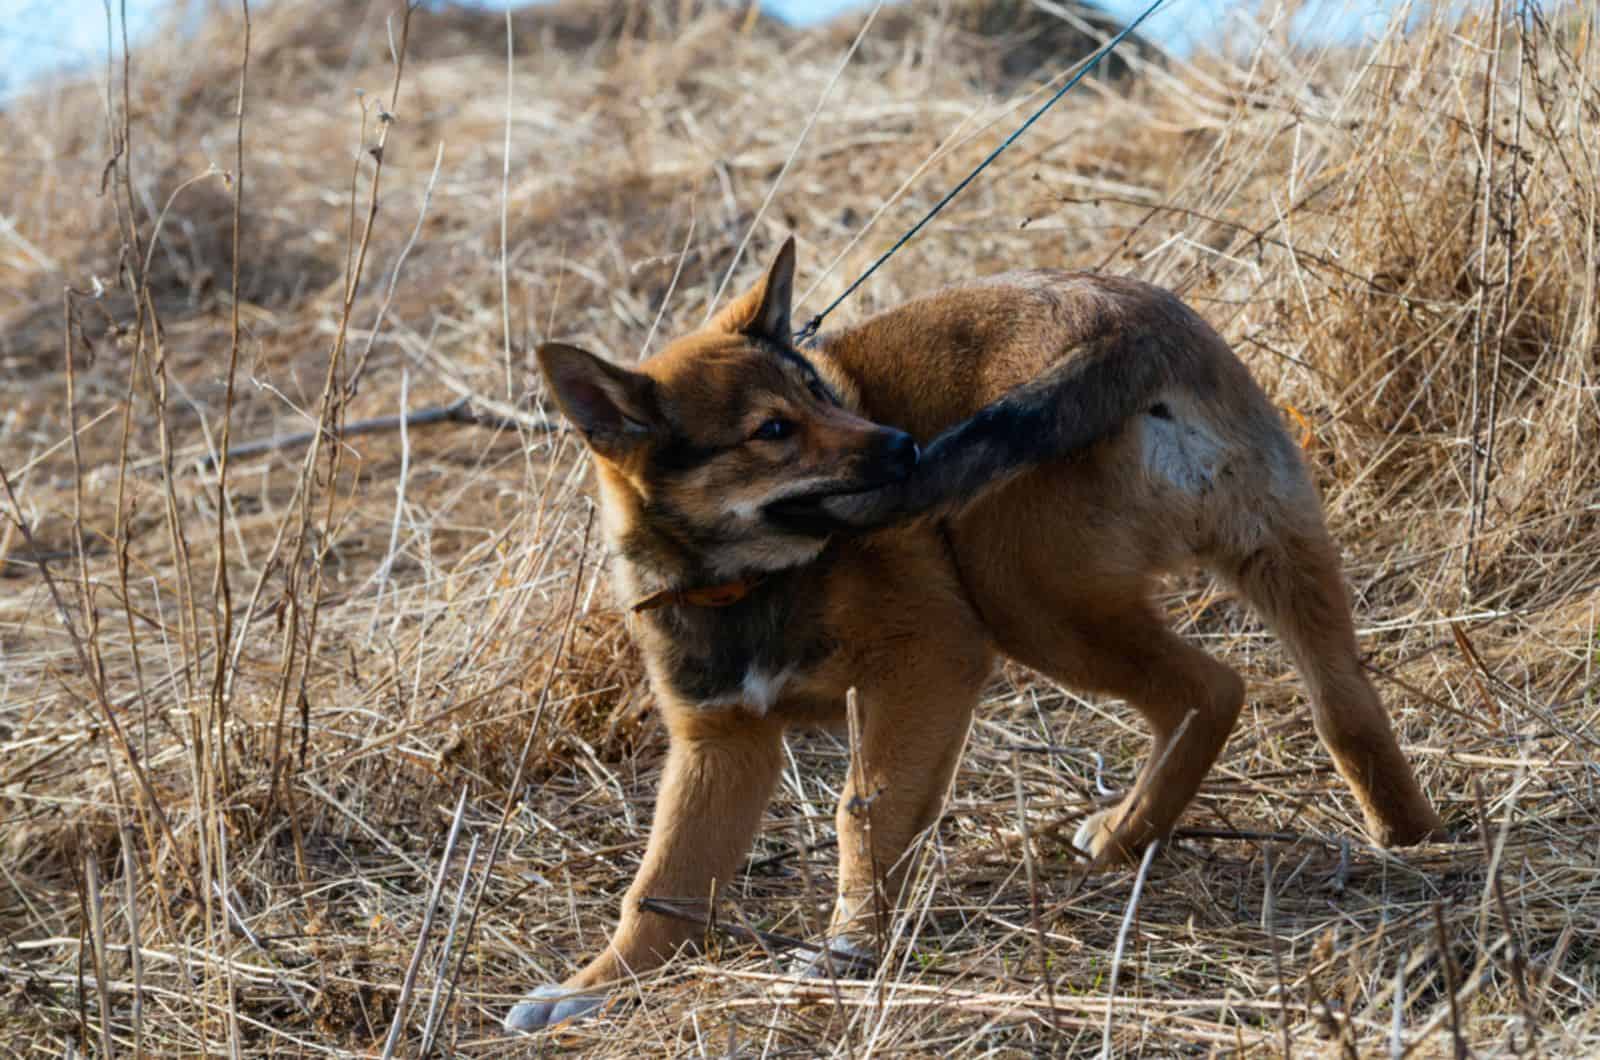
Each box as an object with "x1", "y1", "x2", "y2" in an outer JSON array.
[
  {"x1": 1219, "y1": 521, "x2": 1446, "y2": 847},
  {"x1": 504, "y1": 708, "x2": 785, "y2": 1032},
  {"x1": 1026, "y1": 599, "x2": 1247, "y2": 866}
]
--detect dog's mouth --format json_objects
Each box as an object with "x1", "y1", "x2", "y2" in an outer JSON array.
[
  {"x1": 761, "y1": 431, "x2": 919, "y2": 536},
  {"x1": 763, "y1": 479, "x2": 901, "y2": 536}
]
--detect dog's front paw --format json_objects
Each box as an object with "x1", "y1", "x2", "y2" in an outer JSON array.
[{"x1": 503, "y1": 984, "x2": 608, "y2": 1033}]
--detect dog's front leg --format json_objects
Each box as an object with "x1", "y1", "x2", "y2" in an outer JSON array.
[
  {"x1": 820, "y1": 662, "x2": 988, "y2": 974},
  {"x1": 505, "y1": 707, "x2": 785, "y2": 1032}
]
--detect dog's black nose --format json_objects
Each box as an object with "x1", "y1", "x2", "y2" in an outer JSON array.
[{"x1": 883, "y1": 430, "x2": 919, "y2": 478}]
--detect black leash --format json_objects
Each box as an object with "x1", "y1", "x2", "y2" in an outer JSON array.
[{"x1": 794, "y1": 0, "x2": 1170, "y2": 343}]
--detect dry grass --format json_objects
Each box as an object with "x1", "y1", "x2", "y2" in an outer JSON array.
[{"x1": 2, "y1": 0, "x2": 1598, "y2": 1054}]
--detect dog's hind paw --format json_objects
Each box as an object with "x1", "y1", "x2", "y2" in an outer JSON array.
[
  {"x1": 1072, "y1": 808, "x2": 1115, "y2": 859},
  {"x1": 503, "y1": 984, "x2": 607, "y2": 1032}
]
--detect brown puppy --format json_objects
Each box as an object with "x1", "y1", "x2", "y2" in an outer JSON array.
[{"x1": 505, "y1": 239, "x2": 1444, "y2": 1031}]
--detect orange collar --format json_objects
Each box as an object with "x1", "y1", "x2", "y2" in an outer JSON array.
[{"x1": 630, "y1": 577, "x2": 764, "y2": 614}]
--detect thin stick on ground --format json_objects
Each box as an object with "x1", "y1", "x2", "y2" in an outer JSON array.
[
  {"x1": 1011, "y1": 751, "x2": 1058, "y2": 1034},
  {"x1": 1473, "y1": 776, "x2": 1536, "y2": 1045},
  {"x1": 366, "y1": 365, "x2": 413, "y2": 642},
  {"x1": 119, "y1": 826, "x2": 145, "y2": 1059},
  {"x1": 1433, "y1": 901, "x2": 1469, "y2": 1060},
  {"x1": 84, "y1": 854, "x2": 113, "y2": 1060},
  {"x1": 199, "y1": 396, "x2": 553, "y2": 470},
  {"x1": 420, "y1": 834, "x2": 480, "y2": 1060},
  {"x1": 1265, "y1": 845, "x2": 1292, "y2": 1060},
  {"x1": 1100, "y1": 839, "x2": 1160, "y2": 1059},
  {"x1": 382, "y1": 785, "x2": 468, "y2": 1059},
  {"x1": 1389, "y1": 945, "x2": 1408, "y2": 1059}
]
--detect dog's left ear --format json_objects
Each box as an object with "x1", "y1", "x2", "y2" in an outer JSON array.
[
  {"x1": 537, "y1": 342, "x2": 662, "y2": 460},
  {"x1": 713, "y1": 236, "x2": 795, "y2": 342}
]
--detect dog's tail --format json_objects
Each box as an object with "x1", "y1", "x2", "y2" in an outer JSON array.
[{"x1": 822, "y1": 330, "x2": 1179, "y2": 529}]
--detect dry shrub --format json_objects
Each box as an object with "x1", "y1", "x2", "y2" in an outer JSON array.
[{"x1": 1, "y1": 0, "x2": 1597, "y2": 1055}]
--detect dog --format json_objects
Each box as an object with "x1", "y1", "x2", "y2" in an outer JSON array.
[{"x1": 504, "y1": 238, "x2": 1445, "y2": 1031}]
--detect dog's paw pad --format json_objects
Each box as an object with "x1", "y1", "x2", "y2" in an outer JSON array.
[{"x1": 503, "y1": 984, "x2": 607, "y2": 1033}]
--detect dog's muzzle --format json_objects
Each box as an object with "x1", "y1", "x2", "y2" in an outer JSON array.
[{"x1": 762, "y1": 429, "x2": 919, "y2": 536}]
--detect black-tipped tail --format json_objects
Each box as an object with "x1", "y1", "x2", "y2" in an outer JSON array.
[{"x1": 821, "y1": 332, "x2": 1172, "y2": 529}]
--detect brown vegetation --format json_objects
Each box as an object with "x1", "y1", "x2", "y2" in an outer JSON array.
[{"x1": 1, "y1": 0, "x2": 1596, "y2": 1054}]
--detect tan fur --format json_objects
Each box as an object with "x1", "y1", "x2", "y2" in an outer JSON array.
[{"x1": 506, "y1": 242, "x2": 1445, "y2": 1031}]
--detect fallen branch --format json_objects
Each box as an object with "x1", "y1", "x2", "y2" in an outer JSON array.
[{"x1": 199, "y1": 397, "x2": 558, "y2": 469}]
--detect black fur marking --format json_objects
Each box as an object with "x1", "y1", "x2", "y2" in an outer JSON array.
[
  {"x1": 1149, "y1": 402, "x2": 1172, "y2": 419},
  {"x1": 651, "y1": 436, "x2": 726, "y2": 474},
  {"x1": 759, "y1": 338, "x2": 839, "y2": 405},
  {"x1": 763, "y1": 495, "x2": 861, "y2": 538},
  {"x1": 767, "y1": 340, "x2": 816, "y2": 376},
  {"x1": 644, "y1": 565, "x2": 836, "y2": 706}
]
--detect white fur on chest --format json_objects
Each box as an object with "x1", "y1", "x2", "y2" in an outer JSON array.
[
  {"x1": 696, "y1": 665, "x2": 793, "y2": 716},
  {"x1": 739, "y1": 667, "x2": 791, "y2": 715}
]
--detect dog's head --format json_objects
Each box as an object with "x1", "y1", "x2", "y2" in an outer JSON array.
[{"x1": 538, "y1": 238, "x2": 918, "y2": 576}]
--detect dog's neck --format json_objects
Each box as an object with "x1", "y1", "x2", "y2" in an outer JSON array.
[
  {"x1": 611, "y1": 530, "x2": 819, "y2": 628},
  {"x1": 602, "y1": 487, "x2": 831, "y2": 605},
  {"x1": 601, "y1": 516, "x2": 836, "y2": 712},
  {"x1": 629, "y1": 576, "x2": 764, "y2": 614}
]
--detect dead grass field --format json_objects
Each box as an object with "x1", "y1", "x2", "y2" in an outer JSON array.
[{"x1": 2, "y1": 0, "x2": 1598, "y2": 1054}]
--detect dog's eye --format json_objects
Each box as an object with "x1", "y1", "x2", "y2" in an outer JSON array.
[{"x1": 751, "y1": 418, "x2": 794, "y2": 442}]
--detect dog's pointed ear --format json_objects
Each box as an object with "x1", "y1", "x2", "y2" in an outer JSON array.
[
  {"x1": 713, "y1": 236, "x2": 795, "y2": 341},
  {"x1": 537, "y1": 342, "x2": 661, "y2": 459}
]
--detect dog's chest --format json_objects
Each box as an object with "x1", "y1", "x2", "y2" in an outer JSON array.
[
  {"x1": 658, "y1": 627, "x2": 831, "y2": 716},
  {"x1": 710, "y1": 664, "x2": 796, "y2": 715},
  {"x1": 642, "y1": 580, "x2": 834, "y2": 716}
]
